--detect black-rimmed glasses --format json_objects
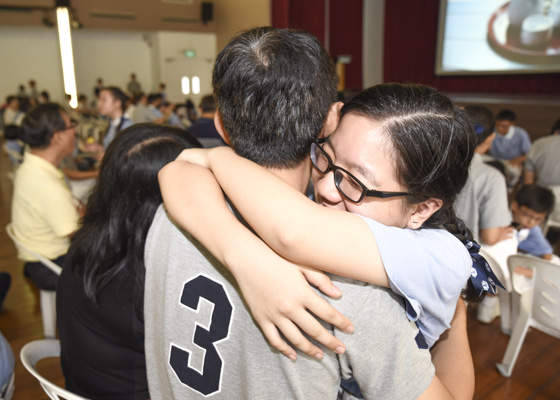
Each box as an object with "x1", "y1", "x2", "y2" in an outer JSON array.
[{"x1": 310, "y1": 138, "x2": 411, "y2": 203}]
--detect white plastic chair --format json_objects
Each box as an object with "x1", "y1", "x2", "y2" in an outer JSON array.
[
  {"x1": 20, "y1": 339, "x2": 88, "y2": 400},
  {"x1": 0, "y1": 372, "x2": 14, "y2": 400},
  {"x1": 496, "y1": 254, "x2": 560, "y2": 377},
  {"x1": 5, "y1": 224, "x2": 62, "y2": 339},
  {"x1": 479, "y1": 247, "x2": 518, "y2": 334}
]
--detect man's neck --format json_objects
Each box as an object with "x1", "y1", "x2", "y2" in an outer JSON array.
[
  {"x1": 266, "y1": 158, "x2": 312, "y2": 194},
  {"x1": 200, "y1": 112, "x2": 214, "y2": 119},
  {"x1": 30, "y1": 147, "x2": 64, "y2": 168}
]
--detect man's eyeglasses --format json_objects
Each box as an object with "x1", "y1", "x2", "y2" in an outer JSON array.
[{"x1": 310, "y1": 138, "x2": 410, "y2": 204}]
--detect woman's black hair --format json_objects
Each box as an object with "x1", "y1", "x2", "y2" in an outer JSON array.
[
  {"x1": 341, "y1": 83, "x2": 482, "y2": 302},
  {"x1": 101, "y1": 86, "x2": 129, "y2": 113},
  {"x1": 14, "y1": 103, "x2": 66, "y2": 148},
  {"x1": 68, "y1": 123, "x2": 202, "y2": 317}
]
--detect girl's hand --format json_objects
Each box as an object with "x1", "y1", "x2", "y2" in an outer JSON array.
[{"x1": 231, "y1": 253, "x2": 354, "y2": 360}]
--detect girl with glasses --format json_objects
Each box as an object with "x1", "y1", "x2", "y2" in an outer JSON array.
[{"x1": 160, "y1": 84, "x2": 501, "y2": 364}]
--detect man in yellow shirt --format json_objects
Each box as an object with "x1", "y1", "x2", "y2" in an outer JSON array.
[{"x1": 11, "y1": 103, "x2": 80, "y2": 290}]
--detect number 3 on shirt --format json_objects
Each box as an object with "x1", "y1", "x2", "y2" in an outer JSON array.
[{"x1": 169, "y1": 274, "x2": 233, "y2": 396}]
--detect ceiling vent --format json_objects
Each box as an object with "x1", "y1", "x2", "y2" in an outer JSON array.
[
  {"x1": 161, "y1": 0, "x2": 194, "y2": 4},
  {"x1": 89, "y1": 11, "x2": 135, "y2": 20}
]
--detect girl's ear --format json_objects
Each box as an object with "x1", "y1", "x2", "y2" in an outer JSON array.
[
  {"x1": 406, "y1": 198, "x2": 443, "y2": 229},
  {"x1": 214, "y1": 111, "x2": 231, "y2": 145}
]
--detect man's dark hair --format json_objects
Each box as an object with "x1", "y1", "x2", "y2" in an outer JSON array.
[
  {"x1": 515, "y1": 184, "x2": 556, "y2": 215},
  {"x1": 6, "y1": 95, "x2": 16, "y2": 104},
  {"x1": 213, "y1": 26, "x2": 338, "y2": 168},
  {"x1": 102, "y1": 86, "x2": 129, "y2": 112},
  {"x1": 18, "y1": 103, "x2": 66, "y2": 148},
  {"x1": 465, "y1": 105, "x2": 494, "y2": 145},
  {"x1": 199, "y1": 94, "x2": 216, "y2": 113},
  {"x1": 496, "y1": 109, "x2": 516, "y2": 122}
]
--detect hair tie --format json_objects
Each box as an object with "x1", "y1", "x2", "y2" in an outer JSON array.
[{"x1": 464, "y1": 239, "x2": 506, "y2": 296}]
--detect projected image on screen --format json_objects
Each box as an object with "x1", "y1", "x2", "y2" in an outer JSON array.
[{"x1": 436, "y1": 0, "x2": 560, "y2": 75}]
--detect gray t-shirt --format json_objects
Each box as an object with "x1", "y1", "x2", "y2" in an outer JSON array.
[
  {"x1": 144, "y1": 205, "x2": 435, "y2": 400},
  {"x1": 455, "y1": 154, "x2": 511, "y2": 243},
  {"x1": 525, "y1": 135, "x2": 560, "y2": 187}
]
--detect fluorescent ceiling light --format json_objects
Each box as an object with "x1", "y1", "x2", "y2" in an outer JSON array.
[
  {"x1": 182, "y1": 77, "x2": 190, "y2": 94},
  {"x1": 192, "y1": 76, "x2": 200, "y2": 94},
  {"x1": 56, "y1": 7, "x2": 78, "y2": 108}
]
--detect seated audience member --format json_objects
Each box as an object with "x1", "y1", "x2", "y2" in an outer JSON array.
[
  {"x1": 187, "y1": 94, "x2": 226, "y2": 148},
  {"x1": 158, "y1": 101, "x2": 183, "y2": 128},
  {"x1": 488, "y1": 109, "x2": 531, "y2": 186},
  {"x1": 17, "y1": 84, "x2": 26, "y2": 97},
  {"x1": 3, "y1": 96, "x2": 25, "y2": 165},
  {"x1": 9, "y1": 104, "x2": 80, "y2": 290},
  {"x1": 57, "y1": 124, "x2": 201, "y2": 400},
  {"x1": 97, "y1": 86, "x2": 132, "y2": 148},
  {"x1": 158, "y1": 82, "x2": 166, "y2": 101},
  {"x1": 2, "y1": 96, "x2": 22, "y2": 126},
  {"x1": 28, "y1": 79, "x2": 39, "y2": 100},
  {"x1": 512, "y1": 184, "x2": 557, "y2": 261},
  {"x1": 132, "y1": 93, "x2": 170, "y2": 124},
  {"x1": 39, "y1": 91, "x2": 50, "y2": 103},
  {"x1": 145, "y1": 27, "x2": 473, "y2": 400},
  {"x1": 93, "y1": 78, "x2": 103, "y2": 98},
  {"x1": 456, "y1": 105, "x2": 514, "y2": 245},
  {"x1": 524, "y1": 118, "x2": 560, "y2": 187}
]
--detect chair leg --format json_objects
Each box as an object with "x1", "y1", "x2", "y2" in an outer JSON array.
[
  {"x1": 498, "y1": 291, "x2": 512, "y2": 335},
  {"x1": 496, "y1": 295, "x2": 532, "y2": 377},
  {"x1": 39, "y1": 290, "x2": 57, "y2": 339}
]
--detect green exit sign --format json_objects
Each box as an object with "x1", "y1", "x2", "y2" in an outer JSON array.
[{"x1": 184, "y1": 50, "x2": 196, "y2": 58}]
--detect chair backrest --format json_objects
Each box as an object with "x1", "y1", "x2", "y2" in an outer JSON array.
[
  {"x1": 481, "y1": 237, "x2": 518, "y2": 292},
  {"x1": 20, "y1": 340, "x2": 88, "y2": 400},
  {"x1": 507, "y1": 254, "x2": 560, "y2": 336},
  {"x1": 5, "y1": 224, "x2": 62, "y2": 276},
  {"x1": 480, "y1": 246, "x2": 510, "y2": 292}
]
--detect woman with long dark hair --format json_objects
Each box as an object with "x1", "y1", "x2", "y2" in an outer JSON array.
[{"x1": 56, "y1": 123, "x2": 201, "y2": 399}]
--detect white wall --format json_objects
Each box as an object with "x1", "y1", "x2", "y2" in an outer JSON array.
[
  {"x1": 0, "y1": 27, "x2": 65, "y2": 103},
  {"x1": 0, "y1": 27, "x2": 216, "y2": 106},
  {"x1": 72, "y1": 30, "x2": 154, "y2": 99},
  {"x1": 153, "y1": 31, "x2": 216, "y2": 105},
  {"x1": 363, "y1": 0, "x2": 385, "y2": 87}
]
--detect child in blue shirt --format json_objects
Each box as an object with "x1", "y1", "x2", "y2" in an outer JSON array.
[{"x1": 512, "y1": 184, "x2": 556, "y2": 261}]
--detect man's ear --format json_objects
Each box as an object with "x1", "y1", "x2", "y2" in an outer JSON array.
[
  {"x1": 319, "y1": 102, "x2": 343, "y2": 139},
  {"x1": 214, "y1": 111, "x2": 231, "y2": 145},
  {"x1": 406, "y1": 198, "x2": 443, "y2": 229}
]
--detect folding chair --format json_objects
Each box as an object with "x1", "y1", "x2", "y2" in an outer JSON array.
[
  {"x1": 496, "y1": 254, "x2": 560, "y2": 377},
  {"x1": 5, "y1": 224, "x2": 61, "y2": 339},
  {"x1": 20, "y1": 339, "x2": 87, "y2": 400}
]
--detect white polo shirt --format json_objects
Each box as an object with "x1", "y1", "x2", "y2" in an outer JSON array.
[{"x1": 11, "y1": 153, "x2": 79, "y2": 261}]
